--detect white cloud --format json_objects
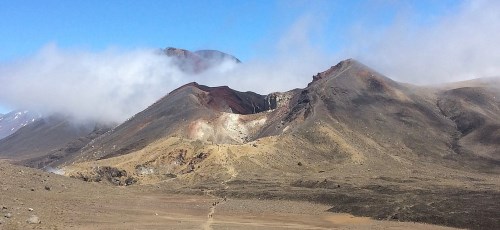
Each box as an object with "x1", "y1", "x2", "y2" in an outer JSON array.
[
  {"x1": 345, "y1": 0, "x2": 500, "y2": 85},
  {"x1": 2, "y1": 0, "x2": 498, "y2": 125},
  {"x1": 0, "y1": 44, "x2": 186, "y2": 123},
  {"x1": 0, "y1": 16, "x2": 332, "y2": 124},
  {"x1": 196, "y1": 14, "x2": 334, "y2": 93}
]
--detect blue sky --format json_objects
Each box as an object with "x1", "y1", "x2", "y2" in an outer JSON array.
[
  {"x1": 0, "y1": 0, "x2": 457, "y2": 61},
  {"x1": 1, "y1": 0, "x2": 498, "y2": 116}
]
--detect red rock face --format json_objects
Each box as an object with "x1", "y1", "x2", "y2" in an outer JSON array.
[
  {"x1": 6, "y1": 57, "x2": 499, "y2": 184},
  {"x1": 189, "y1": 83, "x2": 271, "y2": 115}
]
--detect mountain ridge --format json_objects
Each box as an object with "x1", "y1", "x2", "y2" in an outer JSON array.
[
  {"x1": 0, "y1": 110, "x2": 41, "y2": 140},
  {"x1": 0, "y1": 56, "x2": 499, "y2": 229},
  {"x1": 0, "y1": 47, "x2": 244, "y2": 167},
  {"x1": 9, "y1": 57, "x2": 496, "y2": 169}
]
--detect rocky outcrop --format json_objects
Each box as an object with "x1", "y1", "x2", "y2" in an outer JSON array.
[
  {"x1": 72, "y1": 166, "x2": 137, "y2": 186},
  {"x1": 265, "y1": 92, "x2": 293, "y2": 110}
]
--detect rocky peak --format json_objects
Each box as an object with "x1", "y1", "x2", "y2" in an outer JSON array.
[
  {"x1": 163, "y1": 47, "x2": 196, "y2": 59},
  {"x1": 162, "y1": 47, "x2": 241, "y2": 73},
  {"x1": 309, "y1": 59, "x2": 359, "y2": 86},
  {"x1": 265, "y1": 92, "x2": 294, "y2": 110}
]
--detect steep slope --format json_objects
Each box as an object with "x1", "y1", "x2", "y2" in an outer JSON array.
[
  {"x1": 0, "y1": 110, "x2": 41, "y2": 140},
  {"x1": 61, "y1": 59, "x2": 500, "y2": 229},
  {"x1": 68, "y1": 59, "x2": 500, "y2": 172},
  {"x1": 0, "y1": 47, "x2": 241, "y2": 167},
  {"x1": 20, "y1": 123, "x2": 113, "y2": 169},
  {"x1": 438, "y1": 86, "x2": 500, "y2": 160},
  {"x1": 293, "y1": 59, "x2": 457, "y2": 161},
  {"x1": 71, "y1": 82, "x2": 277, "y2": 163},
  {"x1": 0, "y1": 115, "x2": 98, "y2": 162},
  {"x1": 259, "y1": 59, "x2": 498, "y2": 169}
]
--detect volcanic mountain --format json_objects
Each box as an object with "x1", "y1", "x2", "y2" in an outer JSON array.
[
  {"x1": 1, "y1": 58, "x2": 499, "y2": 229},
  {"x1": 54, "y1": 59, "x2": 499, "y2": 229},
  {"x1": 65, "y1": 59, "x2": 500, "y2": 165},
  {"x1": 0, "y1": 110, "x2": 41, "y2": 140},
  {"x1": 163, "y1": 47, "x2": 240, "y2": 73},
  {"x1": 0, "y1": 47, "x2": 243, "y2": 168},
  {"x1": 70, "y1": 82, "x2": 276, "y2": 161},
  {"x1": 0, "y1": 114, "x2": 112, "y2": 167}
]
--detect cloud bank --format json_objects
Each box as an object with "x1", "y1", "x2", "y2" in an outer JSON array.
[
  {"x1": 1, "y1": 0, "x2": 499, "y2": 124},
  {"x1": 0, "y1": 19, "x2": 333, "y2": 124},
  {"x1": 0, "y1": 44, "x2": 185, "y2": 123},
  {"x1": 347, "y1": 0, "x2": 500, "y2": 85}
]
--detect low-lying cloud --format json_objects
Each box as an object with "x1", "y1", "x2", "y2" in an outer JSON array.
[
  {"x1": 0, "y1": 44, "x2": 186, "y2": 123},
  {"x1": 0, "y1": 31, "x2": 332, "y2": 124},
  {"x1": 1, "y1": 0, "x2": 499, "y2": 124}
]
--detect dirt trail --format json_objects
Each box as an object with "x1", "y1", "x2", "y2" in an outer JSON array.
[
  {"x1": 203, "y1": 206, "x2": 215, "y2": 230},
  {"x1": 201, "y1": 195, "x2": 227, "y2": 230},
  {"x1": 202, "y1": 145, "x2": 237, "y2": 230},
  {"x1": 201, "y1": 190, "x2": 217, "y2": 230}
]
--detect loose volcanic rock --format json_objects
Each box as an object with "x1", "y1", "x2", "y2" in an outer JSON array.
[{"x1": 26, "y1": 215, "x2": 41, "y2": 224}]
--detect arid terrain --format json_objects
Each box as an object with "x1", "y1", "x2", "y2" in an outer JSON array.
[
  {"x1": 1, "y1": 58, "x2": 499, "y2": 229},
  {"x1": 0, "y1": 161, "x2": 460, "y2": 230}
]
